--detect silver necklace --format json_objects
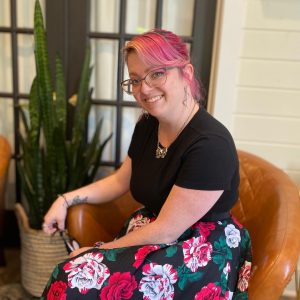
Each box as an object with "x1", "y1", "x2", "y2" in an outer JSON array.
[{"x1": 156, "y1": 102, "x2": 196, "y2": 159}]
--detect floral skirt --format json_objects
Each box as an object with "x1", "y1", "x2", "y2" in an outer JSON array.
[{"x1": 41, "y1": 208, "x2": 252, "y2": 299}]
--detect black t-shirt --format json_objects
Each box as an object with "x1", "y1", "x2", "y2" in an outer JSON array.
[{"x1": 128, "y1": 108, "x2": 239, "y2": 220}]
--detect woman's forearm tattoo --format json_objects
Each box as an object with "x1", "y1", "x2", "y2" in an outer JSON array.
[{"x1": 71, "y1": 195, "x2": 88, "y2": 206}]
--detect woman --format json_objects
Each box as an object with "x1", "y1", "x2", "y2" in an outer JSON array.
[{"x1": 42, "y1": 29, "x2": 252, "y2": 299}]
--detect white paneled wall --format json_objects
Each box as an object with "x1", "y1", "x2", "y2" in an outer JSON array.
[
  {"x1": 236, "y1": 0, "x2": 300, "y2": 186},
  {"x1": 211, "y1": 0, "x2": 300, "y2": 187},
  {"x1": 211, "y1": 0, "x2": 300, "y2": 297}
]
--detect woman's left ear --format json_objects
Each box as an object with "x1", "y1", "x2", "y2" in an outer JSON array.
[{"x1": 183, "y1": 63, "x2": 194, "y2": 81}]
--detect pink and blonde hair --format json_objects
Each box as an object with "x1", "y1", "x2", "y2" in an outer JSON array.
[{"x1": 123, "y1": 29, "x2": 203, "y2": 102}]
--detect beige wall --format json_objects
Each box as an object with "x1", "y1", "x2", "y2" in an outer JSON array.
[{"x1": 210, "y1": 0, "x2": 300, "y2": 188}]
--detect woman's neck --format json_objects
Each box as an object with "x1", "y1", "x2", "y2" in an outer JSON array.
[{"x1": 158, "y1": 100, "x2": 199, "y2": 147}]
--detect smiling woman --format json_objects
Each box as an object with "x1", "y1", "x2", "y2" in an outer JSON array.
[{"x1": 41, "y1": 29, "x2": 252, "y2": 299}]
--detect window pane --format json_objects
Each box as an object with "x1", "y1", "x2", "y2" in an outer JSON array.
[
  {"x1": 90, "y1": 0, "x2": 120, "y2": 33},
  {"x1": 18, "y1": 98, "x2": 30, "y2": 137},
  {"x1": 121, "y1": 107, "x2": 140, "y2": 161},
  {"x1": 0, "y1": 98, "x2": 15, "y2": 148},
  {"x1": 126, "y1": 0, "x2": 156, "y2": 34},
  {"x1": 122, "y1": 64, "x2": 136, "y2": 102},
  {"x1": 0, "y1": 0, "x2": 10, "y2": 26},
  {"x1": 90, "y1": 39, "x2": 119, "y2": 100},
  {"x1": 17, "y1": 0, "x2": 46, "y2": 28},
  {"x1": 0, "y1": 98, "x2": 16, "y2": 209},
  {"x1": 162, "y1": 0, "x2": 195, "y2": 36},
  {"x1": 88, "y1": 105, "x2": 116, "y2": 161},
  {"x1": 0, "y1": 34, "x2": 12, "y2": 93},
  {"x1": 18, "y1": 34, "x2": 35, "y2": 94}
]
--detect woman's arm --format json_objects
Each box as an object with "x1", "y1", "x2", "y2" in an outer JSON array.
[
  {"x1": 43, "y1": 156, "x2": 132, "y2": 233},
  {"x1": 63, "y1": 156, "x2": 132, "y2": 206},
  {"x1": 70, "y1": 185, "x2": 223, "y2": 255}
]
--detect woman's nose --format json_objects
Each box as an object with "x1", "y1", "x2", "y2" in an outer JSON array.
[{"x1": 139, "y1": 79, "x2": 152, "y2": 94}]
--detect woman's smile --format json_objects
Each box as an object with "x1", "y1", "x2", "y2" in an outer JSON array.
[{"x1": 144, "y1": 95, "x2": 164, "y2": 103}]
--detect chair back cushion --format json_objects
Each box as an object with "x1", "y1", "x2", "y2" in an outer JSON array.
[
  {"x1": 67, "y1": 192, "x2": 141, "y2": 246},
  {"x1": 232, "y1": 150, "x2": 300, "y2": 299},
  {"x1": 67, "y1": 150, "x2": 300, "y2": 299}
]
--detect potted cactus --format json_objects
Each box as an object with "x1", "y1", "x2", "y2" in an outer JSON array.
[{"x1": 15, "y1": 0, "x2": 111, "y2": 296}]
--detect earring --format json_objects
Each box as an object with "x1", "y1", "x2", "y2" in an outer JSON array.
[
  {"x1": 183, "y1": 86, "x2": 188, "y2": 106},
  {"x1": 142, "y1": 109, "x2": 149, "y2": 118}
]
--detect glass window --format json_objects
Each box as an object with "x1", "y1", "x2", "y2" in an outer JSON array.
[
  {"x1": 0, "y1": 98, "x2": 14, "y2": 148},
  {"x1": 0, "y1": 98, "x2": 15, "y2": 209},
  {"x1": 121, "y1": 107, "x2": 140, "y2": 160},
  {"x1": 90, "y1": 0, "x2": 120, "y2": 33},
  {"x1": 122, "y1": 64, "x2": 136, "y2": 102},
  {"x1": 17, "y1": 0, "x2": 45, "y2": 28},
  {"x1": 0, "y1": 0, "x2": 10, "y2": 27},
  {"x1": 18, "y1": 98, "x2": 30, "y2": 137},
  {"x1": 18, "y1": 34, "x2": 35, "y2": 94},
  {"x1": 0, "y1": 34, "x2": 12, "y2": 93},
  {"x1": 162, "y1": 0, "x2": 195, "y2": 36},
  {"x1": 90, "y1": 39, "x2": 119, "y2": 100},
  {"x1": 126, "y1": 0, "x2": 156, "y2": 34},
  {"x1": 88, "y1": 105, "x2": 116, "y2": 161}
]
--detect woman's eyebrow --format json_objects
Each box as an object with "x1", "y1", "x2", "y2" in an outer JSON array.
[{"x1": 128, "y1": 67, "x2": 153, "y2": 78}]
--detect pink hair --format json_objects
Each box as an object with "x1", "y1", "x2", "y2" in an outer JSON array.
[{"x1": 123, "y1": 29, "x2": 203, "y2": 102}]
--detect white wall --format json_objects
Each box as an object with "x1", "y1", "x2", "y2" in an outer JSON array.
[
  {"x1": 210, "y1": 0, "x2": 300, "y2": 297},
  {"x1": 210, "y1": 0, "x2": 300, "y2": 188}
]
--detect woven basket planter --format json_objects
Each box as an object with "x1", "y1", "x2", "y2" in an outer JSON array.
[{"x1": 15, "y1": 203, "x2": 68, "y2": 297}]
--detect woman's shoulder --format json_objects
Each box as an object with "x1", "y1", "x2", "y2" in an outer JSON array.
[{"x1": 188, "y1": 108, "x2": 235, "y2": 146}]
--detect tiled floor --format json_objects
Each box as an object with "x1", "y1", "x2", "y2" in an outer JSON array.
[{"x1": 0, "y1": 247, "x2": 298, "y2": 300}]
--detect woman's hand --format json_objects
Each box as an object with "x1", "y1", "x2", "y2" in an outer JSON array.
[
  {"x1": 69, "y1": 247, "x2": 94, "y2": 258},
  {"x1": 43, "y1": 196, "x2": 68, "y2": 234}
]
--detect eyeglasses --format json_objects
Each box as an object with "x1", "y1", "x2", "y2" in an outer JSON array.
[{"x1": 120, "y1": 66, "x2": 177, "y2": 95}]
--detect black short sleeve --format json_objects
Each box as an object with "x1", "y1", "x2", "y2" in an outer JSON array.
[
  {"x1": 176, "y1": 136, "x2": 237, "y2": 190},
  {"x1": 128, "y1": 109, "x2": 240, "y2": 216}
]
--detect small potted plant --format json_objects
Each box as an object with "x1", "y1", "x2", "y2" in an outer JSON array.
[{"x1": 15, "y1": 0, "x2": 112, "y2": 296}]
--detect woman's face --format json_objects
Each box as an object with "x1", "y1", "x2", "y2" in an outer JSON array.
[{"x1": 127, "y1": 51, "x2": 191, "y2": 120}]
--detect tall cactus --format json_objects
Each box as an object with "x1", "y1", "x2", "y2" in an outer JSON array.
[{"x1": 17, "y1": 0, "x2": 112, "y2": 229}]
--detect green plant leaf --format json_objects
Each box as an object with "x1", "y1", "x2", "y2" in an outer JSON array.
[{"x1": 18, "y1": 0, "x2": 112, "y2": 229}]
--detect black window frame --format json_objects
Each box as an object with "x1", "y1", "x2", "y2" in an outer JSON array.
[{"x1": 0, "y1": 0, "x2": 217, "y2": 202}]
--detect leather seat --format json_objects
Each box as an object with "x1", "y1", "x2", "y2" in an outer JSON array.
[
  {"x1": 0, "y1": 135, "x2": 12, "y2": 265},
  {"x1": 67, "y1": 150, "x2": 300, "y2": 299}
]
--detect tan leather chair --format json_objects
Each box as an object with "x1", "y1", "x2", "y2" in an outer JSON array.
[
  {"x1": 0, "y1": 135, "x2": 12, "y2": 265},
  {"x1": 67, "y1": 150, "x2": 300, "y2": 299}
]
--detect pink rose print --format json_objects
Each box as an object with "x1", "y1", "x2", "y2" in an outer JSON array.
[
  {"x1": 47, "y1": 281, "x2": 67, "y2": 300},
  {"x1": 183, "y1": 236, "x2": 213, "y2": 272},
  {"x1": 126, "y1": 214, "x2": 152, "y2": 234},
  {"x1": 63, "y1": 252, "x2": 110, "y2": 294},
  {"x1": 223, "y1": 291, "x2": 233, "y2": 300},
  {"x1": 133, "y1": 245, "x2": 161, "y2": 269},
  {"x1": 223, "y1": 262, "x2": 231, "y2": 280},
  {"x1": 100, "y1": 272, "x2": 137, "y2": 300},
  {"x1": 194, "y1": 283, "x2": 232, "y2": 300},
  {"x1": 237, "y1": 260, "x2": 252, "y2": 292},
  {"x1": 139, "y1": 263, "x2": 178, "y2": 300},
  {"x1": 193, "y1": 222, "x2": 216, "y2": 239}
]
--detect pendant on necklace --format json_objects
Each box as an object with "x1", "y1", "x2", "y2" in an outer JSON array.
[{"x1": 156, "y1": 143, "x2": 168, "y2": 158}]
